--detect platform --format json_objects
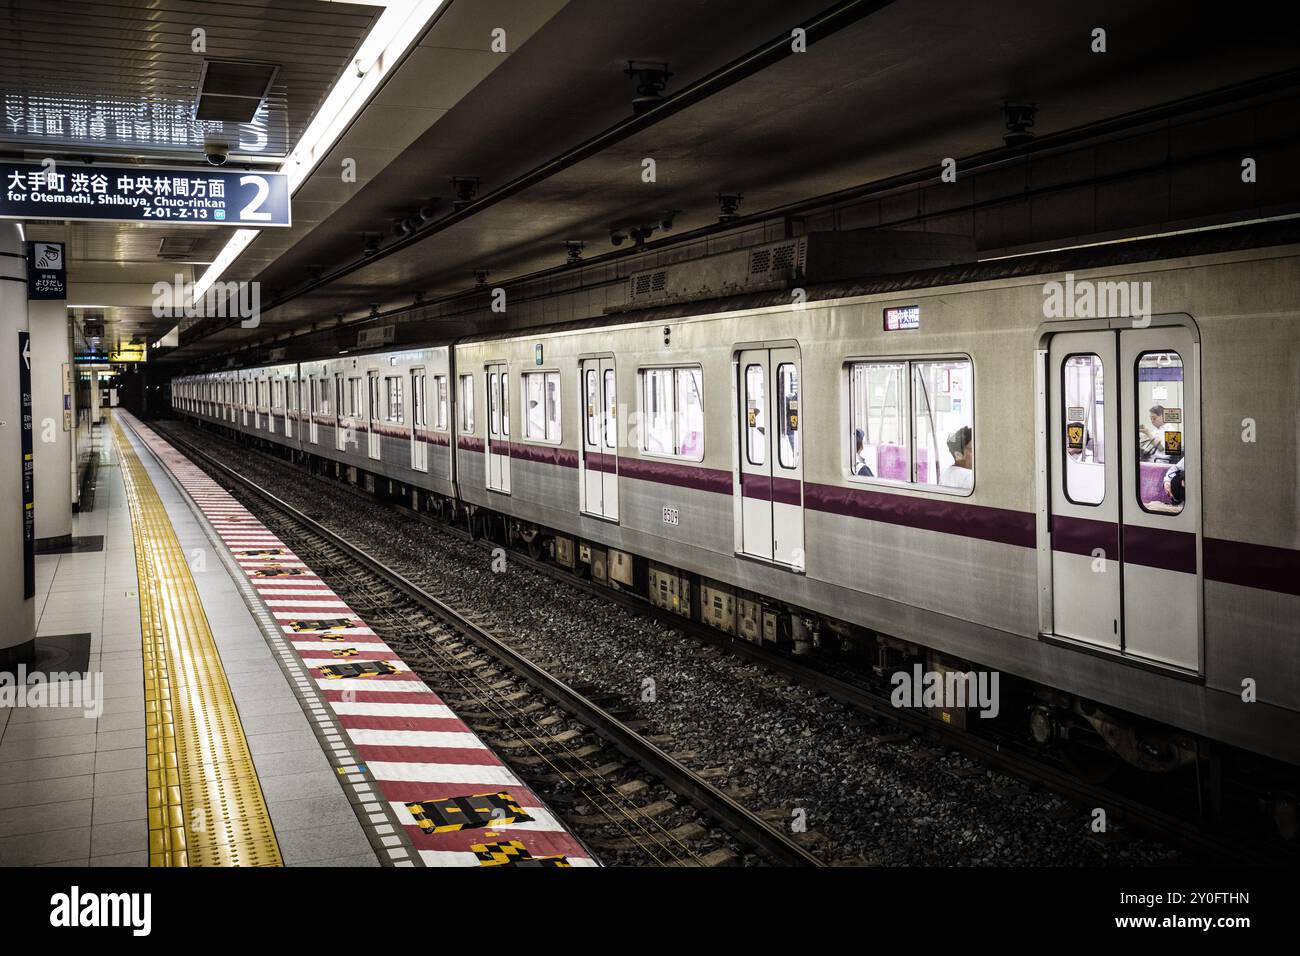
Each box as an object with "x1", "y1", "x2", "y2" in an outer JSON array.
[{"x1": 0, "y1": 410, "x2": 593, "y2": 867}]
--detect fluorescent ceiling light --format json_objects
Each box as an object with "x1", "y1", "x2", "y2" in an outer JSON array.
[{"x1": 194, "y1": 0, "x2": 444, "y2": 303}]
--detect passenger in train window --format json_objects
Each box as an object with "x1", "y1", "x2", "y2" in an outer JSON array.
[
  {"x1": 852, "y1": 427, "x2": 874, "y2": 477},
  {"x1": 1139, "y1": 405, "x2": 1167, "y2": 460},
  {"x1": 1144, "y1": 458, "x2": 1185, "y2": 514},
  {"x1": 939, "y1": 425, "x2": 973, "y2": 490}
]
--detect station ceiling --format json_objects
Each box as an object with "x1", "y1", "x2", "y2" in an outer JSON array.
[{"x1": 1, "y1": 0, "x2": 1297, "y2": 363}]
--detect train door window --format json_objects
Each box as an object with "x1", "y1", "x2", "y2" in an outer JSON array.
[
  {"x1": 459, "y1": 374, "x2": 474, "y2": 431},
  {"x1": 911, "y1": 360, "x2": 973, "y2": 492},
  {"x1": 744, "y1": 364, "x2": 766, "y2": 465},
  {"x1": 434, "y1": 375, "x2": 448, "y2": 430},
  {"x1": 1135, "y1": 351, "x2": 1185, "y2": 515},
  {"x1": 385, "y1": 376, "x2": 403, "y2": 423},
  {"x1": 501, "y1": 373, "x2": 510, "y2": 437},
  {"x1": 488, "y1": 372, "x2": 499, "y2": 436},
  {"x1": 777, "y1": 362, "x2": 800, "y2": 468},
  {"x1": 585, "y1": 369, "x2": 599, "y2": 445},
  {"x1": 603, "y1": 369, "x2": 617, "y2": 448},
  {"x1": 1062, "y1": 353, "x2": 1106, "y2": 505},
  {"x1": 411, "y1": 373, "x2": 424, "y2": 427},
  {"x1": 367, "y1": 372, "x2": 381, "y2": 459}
]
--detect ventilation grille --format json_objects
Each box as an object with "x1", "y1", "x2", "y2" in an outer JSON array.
[
  {"x1": 749, "y1": 249, "x2": 771, "y2": 274},
  {"x1": 632, "y1": 270, "x2": 668, "y2": 297},
  {"x1": 195, "y1": 59, "x2": 278, "y2": 123},
  {"x1": 158, "y1": 237, "x2": 198, "y2": 260}
]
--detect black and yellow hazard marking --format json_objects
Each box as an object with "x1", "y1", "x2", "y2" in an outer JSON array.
[
  {"x1": 114, "y1": 418, "x2": 282, "y2": 867},
  {"x1": 236, "y1": 548, "x2": 284, "y2": 557},
  {"x1": 320, "y1": 660, "x2": 399, "y2": 680},
  {"x1": 330, "y1": 647, "x2": 360, "y2": 658},
  {"x1": 471, "y1": 839, "x2": 569, "y2": 867},
  {"x1": 288, "y1": 617, "x2": 360, "y2": 633},
  {"x1": 406, "y1": 792, "x2": 534, "y2": 834},
  {"x1": 254, "y1": 567, "x2": 306, "y2": 577}
]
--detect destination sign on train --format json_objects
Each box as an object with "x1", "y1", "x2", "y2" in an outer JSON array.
[{"x1": 0, "y1": 161, "x2": 290, "y2": 227}]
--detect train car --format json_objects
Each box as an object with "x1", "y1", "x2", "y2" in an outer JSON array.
[{"x1": 172, "y1": 228, "x2": 1300, "y2": 789}]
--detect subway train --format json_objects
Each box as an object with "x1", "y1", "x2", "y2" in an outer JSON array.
[{"x1": 170, "y1": 223, "x2": 1300, "y2": 812}]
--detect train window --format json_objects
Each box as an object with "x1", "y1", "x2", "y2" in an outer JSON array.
[
  {"x1": 488, "y1": 372, "x2": 499, "y2": 436},
  {"x1": 639, "y1": 366, "x2": 703, "y2": 460},
  {"x1": 459, "y1": 374, "x2": 474, "y2": 432},
  {"x1": 411, "y1": 374, "x2": 423, "y2": 427},
  {"x1": 847, "y1": 362, "x2": 906, "y2": 479},
  {"x1": 1135, "y1": 351, "x2": 1185, "y2": 515},
  {"x1": 434, "y1": 375, "x2": 448, "y2": 430},
  {"x1": 745, "y1": 364, "x2": 766, "y2": 465},
  {"x1": 585, "y1": 369, "x2": 599, "y2": 445},
  {"x1": 347, "y1": 377, "x2": 360, "y2": 418},
  {"x1": 386, "y1": 376, "x2": 403, "y2": 422},
  {"x1": 912, "y1": 359, "x2": 973, "y2": 492},
  {"x1": 777, "y1": 362, "x2": 800, "y2": 468},
  {"x1": 522, "y1": 371, "x2": 561, "y2": 443},
  {"x1": 1062, "y1": 353, "x2": 1105, "y2": 505},
  {"x1": 603, "y1": 369, "x2": 617, "y2": 449},
  {"x1": 643, "y1": 368, "x2": 673, "y2": 455},
  {"x1": 846, "y1": 358, "x2": 971, "y2": 492}
]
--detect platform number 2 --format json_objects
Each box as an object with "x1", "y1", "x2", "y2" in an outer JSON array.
[{"x1": 240, "y1": 175, "x2": 272, "y2": 222}]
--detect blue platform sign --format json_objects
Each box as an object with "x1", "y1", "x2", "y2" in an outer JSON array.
[{"x1": 0, "y1": 161, "x2": 290, "y2": 227}]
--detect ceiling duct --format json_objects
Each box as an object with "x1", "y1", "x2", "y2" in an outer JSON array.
[
  {"x1": 194, "y1": 59, "x2": 279, "y2": 123},
  {"x1": 615, "y1": 229, "x2": 975, "y2": 311},
  {"x1": 157, "y1": 236, "x2": 199, "y2": 260}
]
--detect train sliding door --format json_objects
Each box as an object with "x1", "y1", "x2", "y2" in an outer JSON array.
[
  {"x1": 410, "y1": 368, "x2": 428, "y2": 472},
  {"x1": 736, "y1": 346, "x2": 804, "y2": 569},
  {"x1": 1045, "y1": 324, "x2": 1201, "y2": 671},
  {"x1": 579, "y1": 357, "x2": 618, "y2": 521},
  {"x1": 485, "y1": 362, "x2": 511, "y2": 493},
  {"x1": 367, "y1": 370, "x2": 381, "y2": 460}
]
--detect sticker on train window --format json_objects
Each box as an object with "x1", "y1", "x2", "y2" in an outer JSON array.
[
  {"x1": 1067, "y1": 422, "x2": 1085, "y2": 451},
  {"x1": 1164, "y1": 407, "x2": 1182, "y2": 424},
  {"x1": 1165, "y1": 430, "x2": 1183, "y2": 455},
  {"x1": 883, "y1": 305, "x2": 920, "y2": 331}
]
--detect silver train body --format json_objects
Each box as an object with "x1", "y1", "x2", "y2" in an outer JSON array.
[{"x1": 172, "y1": 237, "x2": 1300, "y2": 772}]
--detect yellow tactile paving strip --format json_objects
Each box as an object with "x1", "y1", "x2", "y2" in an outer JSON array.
[{"x1": 113, "y1": 417, "x2": 283, "y2": 867}]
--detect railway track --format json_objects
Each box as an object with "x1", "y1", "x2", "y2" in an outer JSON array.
[
  {"x1": 160, "y1": 420, "x2": 1292, "y2": 866},
  {"x1": 160, "y1": 426, "x2": 822, "y2": 868}
]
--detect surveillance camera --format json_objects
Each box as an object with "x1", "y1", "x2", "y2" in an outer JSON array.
[{"x1": 204, "y1": 139, "x2": 230, "y2": 166}]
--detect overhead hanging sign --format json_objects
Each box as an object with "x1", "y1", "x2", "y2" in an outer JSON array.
[
  {"x1": 1, "y1": 161, "x2": 290, "y2": 227},
  {"x1": 108, "y1": 343, "x2": 148, "y2": 364},
  {"x1": 26, "y1": 241, "x2": 66, "y2": 299}
]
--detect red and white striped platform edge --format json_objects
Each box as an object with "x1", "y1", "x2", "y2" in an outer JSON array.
[{"x1": 121, "y1": 413, "x2": 596, "y2": 867}]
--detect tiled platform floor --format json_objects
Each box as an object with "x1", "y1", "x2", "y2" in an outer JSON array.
[{"x1": 0, "y1": 416, "x2": 380, "y2": 866}]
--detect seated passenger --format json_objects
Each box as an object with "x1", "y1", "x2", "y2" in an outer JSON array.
[
  {"x1": 938, "y1": 425, "x2": 974, "y2": 491},
  {"x1": 1144, "y1": 457, "x2": 1185, "y2": 513},
  {"x1": 852, "y1": 427, "x2": 874, "y2": 477},
  {"x1": 1139, "y1": 405, "x2": 1167, "y2": 461}
]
